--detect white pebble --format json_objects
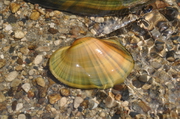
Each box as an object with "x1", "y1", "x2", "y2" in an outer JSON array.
[
  {"x1": 33, "y1": 55, "x2": 43, "y2": 65},
  {"x1": 54, "y1": 39, "x2": 62, "y2": 46},
  {"x1": 74, "y1": 97, "x2": 83, "y2": 108},
  {"x1": 6, "y1": 71, "x2": 18, "y2": 82},
  {"x1": 59, "y1": 97, "x2": 67, "y2": 107},
  {"x1": 4, "y1": 24, "x2": 12, "y2": 31},
  {"x1": 18, "y1": 114, "x2": 26, "y2": 119},
  {"x1": 22, "y1": 83, "x2": 31, "y2": 92},
  {"x1": 16, "y1": 103, "x2": 23, "y2": 111},
  {"x1": 14, "y1": 30, "x2": 25, "y2": 39}
]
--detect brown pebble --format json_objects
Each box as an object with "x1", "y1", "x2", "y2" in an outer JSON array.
[
  {"x1": 30, "y1": 11, "x2": 40, "y2": 20},
  {"x1": 10, "y1": 3, "x2": 20, "y2": 13},
  {"x1": 0, "y1": 59, "x2": 6, "y2": 69},
  {"x1": 0, "y1": 33, "x2": 5, "y2": 39},
  {"x1": 48, "y1": 93, "x2": 61, "y2": 104},
  {"x1": 28, "y1": 44, "x2": 37, "y2": 50},
  {"x1": 48, "y1": 28, "x2": 59, "y2": 34},
  {"x1": 80, "y1": 100, "x2": 89, "y2": 109},
  {"x1": 15, "y1": 65, "x2": 23, "y2": 71},
  {"x1": 27, "y1": 90, "x2": 35, "y2": 98},
  {"x1": 115, "y1": 94, "x2": 122, "y2": 101},
  {"x1": 12, "y1": 100, "x2": 17, "y2": 111},
  {"x1": 17, "y1": 57, "x2": 23, "y2": 65},
  {"x1": 0, "y1": 102, "x2": 6, "y2": 111},
  {"x1": 60, "y1": 88, "x2": 70, "y2": 97}
]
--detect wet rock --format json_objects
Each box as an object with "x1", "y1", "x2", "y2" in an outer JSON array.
[
  {"x1": 35, "y1": 77, "x2": 46, "y2": 87},
  {"x1": 60, "y1": 88, "x2": 70, "y2": 97},
  {"x1": 74, "y1": 97, "x2": 83, "y2": 108},
  {"x1": 48, "y1": 93, "x2": 61, "y2": 104},
  {"x1": 30, "y1": 11, "x2": 40, "y2": 20},
  {"x1": 10, "y1": 3, "x2": 20, "y2": 13},
  {"x1": 0, "y1": 59, "x2": 6, "y2": 68},
  {"x1": 5, "y1": 71, "x2": 18, "y2": 82}
]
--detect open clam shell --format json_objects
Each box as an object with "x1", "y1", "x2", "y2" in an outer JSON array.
[
  {"x1": 49, "y1": 37, "x2": 134, "y2": 89},
  {"x1": 27, "y1": 0, "x2": 150, "y2": 16}
]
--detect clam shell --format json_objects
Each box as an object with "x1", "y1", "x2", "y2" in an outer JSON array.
[
  {"x1": 49, "y1": 37, "x2": 134, "y2": 89},
  {"x1": 27, "y1": 0, "x2": 150, "y2": 16}
]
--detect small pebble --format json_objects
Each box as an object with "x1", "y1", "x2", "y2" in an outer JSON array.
[
  {"x1": 36, "y1": 46, "x2": 51, "y2": 52},
  {"x1": 48, "y1": 28, "x2": 59, "y2": 34},
  {"x1": 33, "y1": 55, "x2": 43, "y2": 65},
  {"x1": 10, "y1": 79, "x2": 21, "y2": 87},
  {"x1": 22, "y1": 83, "x2": 31, "y2": 93},
  {"x1": 18, "y1": 114, "x2": 26, "y2": 119},
  {"x1": 54, "y1": 39, "x2": 62, "y2": 46},
  {"x1": 10, "y1": 3, "x2": 20, "y2": 13},
  {"x1": 58, "y1": 97, "x2": 67, "y2": 107},
  {"x1": 5, "y1": 71, "x2": 18, "y2": 82},
  {"x1": 16, "y1": 103, "x2": 23, "y2": 111},
  {"x1": 35, "y1": 77, "x2": 46, "y2": 87},
  {"x1": 30, "y1": 11, "x2": 40, "y2": 20},
  {"x1": 14, "y1": 30, "x2": 25, "y2": 39},
  {"x1": 0, "y1": 92, "x2": 6, "y2": 102},
  {"x1": 60, "y1": 88, "x2": 70, "y2": 97},
  {"x1": 20, "y1": 47, "x2": 29, "y2": 55},
  {"x1": 48, "y1": 93, "x2": 61, "y2": 104},
  {"x1": 74, "y1": 97, "x2": 83, "y2": 108},
  {"x1": 100, "y1": 112, "x2": 106, "y2": 118},
  {"x1": 0, "y1": 59, "x2": 6, "y2": 68}
]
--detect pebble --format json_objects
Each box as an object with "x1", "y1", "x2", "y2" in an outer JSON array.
[
  {"x1": 48, "y1": 93, "x2": 61, "y2": 104},
  {"x1": 88, "y1": 98, "x2": 99, "y2": 109},
  {"x1": 48, "y1": 28, "x2": 59, "y2": 34},
  {"x1": 36, "y1": 46, "x2": 51, "y2": 52},
  {"x1": 54, "y1": 39, "x2": 62, "y2": 46},
  {"x1": 0, "y1": 59, "x2": 6, "y2": 68},
  {"x1": 30, "y1": 11, "x2": 40, "y2": 20},
  {"x1": 100, "y1": 112, "x2": 106, "y2": 118},
  {"x1": 14, "y1": 30, "x2": 25, "y2": 39},
  {"x1": 20, "y1": 47, "x2": 29, "y2": 55},
  {"x1": 10, "y1": 3, "x2": 20, "y2": 13},
  {"x1": 105, "y1": 95, "x2": 117, "y2": 108},
  {"x1": 58, "y1": 97, "x2": 67, "y2": 107},
  {"x1": 33, "y1": 55, "x2": 43, "y2": 65},
  {"x1": 22, "y1": 83, "x2": 31, "y2": 93},
  {"x1": 18, "y1": 114, "x2": 26, "y2": 119},
  {"x1": 74, "y1": 97, "x2": 83, "y2": 108},
  {"x1": 35, "y1": 77, "x2": 46, "y2": 87},
  {"x1": 16, "y1": 103, "x2": 23, "y2": 111},
  {"x1": 10, "y1": 79, "x2": 21, "y2": 87},
  {"x1": 60, "y1": 88, "x2": 70, "y2": 97},
  {"x1": 5, "y1": 71, "x2": 18, "y2": 82},
  {"x1": 0, "y1": 92, "x2": 6, "y2": 102}
]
